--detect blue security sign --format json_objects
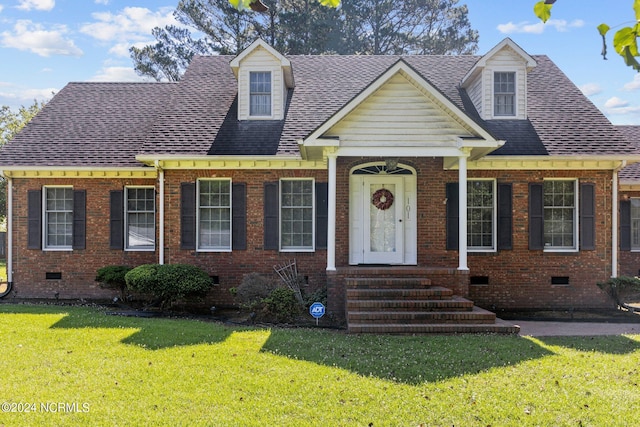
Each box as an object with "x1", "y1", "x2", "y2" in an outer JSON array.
[{"x1": 309, "y1": 302, "x2": 325, "y2": 319}]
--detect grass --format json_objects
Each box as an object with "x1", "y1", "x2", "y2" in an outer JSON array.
[{"x1": 0, "y1": 304, "x2": 639, "y2": 426}]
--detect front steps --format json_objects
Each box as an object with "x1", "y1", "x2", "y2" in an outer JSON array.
[{"x1": 346, "y1": 277, "x2": 519, "y2": 335}]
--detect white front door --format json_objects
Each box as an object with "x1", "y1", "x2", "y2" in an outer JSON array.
[{"x1": 362, "y1": 176, "x2": 404, "y2": 264}]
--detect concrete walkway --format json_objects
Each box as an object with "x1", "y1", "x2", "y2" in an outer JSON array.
[{"x1": 515, "y1": 321, "x2": 640, "y2": 337}]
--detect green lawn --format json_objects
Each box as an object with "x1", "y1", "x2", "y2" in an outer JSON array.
[{"x1": 1, "y1": 304, "x2": 639, "y2": 426}]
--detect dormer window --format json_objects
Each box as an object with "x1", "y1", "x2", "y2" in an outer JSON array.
[
  {"x1": 494, "y1": 72, "x2": 515, "y2": 116},
  {"x1": 250, "y1": 71, "x2": 272, "y2": 117}
]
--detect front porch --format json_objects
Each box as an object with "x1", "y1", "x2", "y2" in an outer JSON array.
[{"x1": 327, "y1": 266, "x2": 520, "y2": 334}]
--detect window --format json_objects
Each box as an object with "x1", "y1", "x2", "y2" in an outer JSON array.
[
  {"x1": 44, "y1": 187, "x2": 73, "y2": 249},
  {"x1": 543, "y1": 180, "x2": 577, "y2": 249},
  {"x1": 198, "y1": 179, "x2": 231, "y2": 251},
  {"x1": 250, "y1": 71, "x2": 271, "y2": 116},
  {"x1": 631, "y1": 198, "x2": 640, "y2": 250},
  {"x1": 494, "y1": 72, "x2": 515, "y2": 116},
  {"x1": 467, "y1": 180, "x2": 495, "y2": 250},
  {"x1": 280, "y1": 179, "x2": 314, "y2": 251},
  {"x1": 125, "y1": 187, "x2": 155, "y2": 250}
]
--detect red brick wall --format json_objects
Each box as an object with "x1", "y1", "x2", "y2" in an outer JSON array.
[{"x1": 7, "y1": 163, "x2": 619, "y2": 314}]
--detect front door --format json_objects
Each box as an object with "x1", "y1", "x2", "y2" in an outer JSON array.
[{"x1": 363, "y1": 176, "x2": 404, "y2": 264}]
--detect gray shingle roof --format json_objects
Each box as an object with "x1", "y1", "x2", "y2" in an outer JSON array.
[
  {"x1": 0, "y1": 51, "x2": 635, "y2": 168},
  {"x1": 618, "y1": 125, "x2": 640, "y2": 182},
  {"x1": 0, "y1": 82, "x2": 174, "y2": 167}
]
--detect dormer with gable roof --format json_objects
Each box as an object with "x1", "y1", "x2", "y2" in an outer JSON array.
[
  {"x1": 230, "y1": 38, "x2": 295, "y2": 121},
  {"x1": 461, "y1": 38, "x2": 536, "y2": 120}
]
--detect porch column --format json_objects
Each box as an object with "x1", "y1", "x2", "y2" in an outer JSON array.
[
  {"x1": 158, "y1": 167, "x2": 165, "y2": 265},
  {"x1": 327, "y1": 153, "x2": 337, "y2": 271},
  {"x1": 6, "y1": 176, "x2": 12, "y2": 282},
  {"x1": 458, "y1": 153, "x2": 469, "y2": 271}
]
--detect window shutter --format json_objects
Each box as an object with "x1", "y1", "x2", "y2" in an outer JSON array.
[
  {"x1": 232, "y1": 182, "x2": 247, "y2": 250},
  {"x1": 529, "y1": 183, "x2": 544, "y2": 250},
  {"x1": 620, "y1": 200, "x2": 631, "y2": 251},
  {"x1": 315, "y1": 182, "x2": 329, "y2": 250},
  {"x1": 27, "y1": 190, "x2": 42, "y2": 250},
  {"x1": 181, "y1": 182, "x2": 196, "y2": 250},
  {"x1": 72, "y1": 190, "x2": 86, "y2": 250},
  {"x1": 579, "y1": 183, "x2": 595, "y2": 250},
  {"x1": 497, "y1": 183, "x2": 513, "y2": 250},
  {"x1": 446, "y1": 183, "x2": 459, "y2": 250},
  {"x1": 264, "y1": 182, "x2": 279, "y2": 250},
  {"x1": 109, "y1": 190, "x2": 124, "y2": 250}
]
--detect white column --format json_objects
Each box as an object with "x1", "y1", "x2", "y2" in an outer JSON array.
[
  {"x1": 6, "y1": 177, "x2": 12, "y2": 282},
  {"x1": 327, "y1": 154, "x2": 337, "y2": 271},
  {"x1": 612, "y1": 168, "x2": 618, "y2": 278},
  {"x1": 158, "y1": 165, "x2": 165, "y2": 265},
  {"x1": 458, "y1": 154, "x2": 468, "y2": 271}
]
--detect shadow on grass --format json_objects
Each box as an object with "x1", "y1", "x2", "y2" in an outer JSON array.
[
  {"x1": 1, "y1": 303, "x2": 240, "y2": 350},
  {"x1": 261, "y1": 329, "x2": 555, "y2": 385},
  {"x1": 535, "y1": 335, "x2": 640, "y2": 354}
]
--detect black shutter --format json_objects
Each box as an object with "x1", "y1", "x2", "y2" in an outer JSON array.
[
  {"x1": 232, "y1": 182, "x2": 247, "y2": 250},
  {"x1": 72, "y1": 190, "x2": 86, "y2": 250},
  {"x1": 580, "y1": 183, "x2": 595, "y2": 250},
  {"x1": 109, "y1": 190, "x2": 124, "y2": 250},
  {"x1": 181, "y1": 182, "x2": 196, "y2": 250},
  {"x1": 446, "y1": 183, "x2": 459, "y2": 250},
  {"x1": 315, "y1": 182, "x2": 329, "y2": 250},
  {"x1": 264, "y1": 182, "x2": 279, "y2": 250},
  {"x1": 620, "y1": 200, "x2": 631, "y2": 251},
  {"x1": 27, "y1": 189, "x2": 42, "y2": 249},
  {"x1": 529, "y1": 183, "x2": 544, "y2": 250},
  {"x1": 497, "y1": 183, "x2": 513, "y2": 250}
]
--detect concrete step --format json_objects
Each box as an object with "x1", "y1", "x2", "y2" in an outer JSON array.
[{"x1": 348, "y1": 319, "x2": 520, "y2": 335}]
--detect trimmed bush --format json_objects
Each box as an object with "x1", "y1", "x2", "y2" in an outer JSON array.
[
  {"x1": 95, "y1": 265, "x2": 132, "y2": 300},
  {"x1": 233, "y1": 273, "x2": 278, "y2": 308},
  {"x1": 597, "y1": 276, "x2": 640, "y2": 308},
  {"x1": 264, "y1": 287, "x2": 301, "y2": 323},
  {"x1": 125, "y1": 264, "x2": 213, "y2": 309}
]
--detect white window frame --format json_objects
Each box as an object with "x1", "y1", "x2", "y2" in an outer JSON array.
[
  {"x1": 631, "y1": 197, "x2": 640, "y2": 251},
  {"x1": 543, "y1": 179, "x2": 579, "y2": 252},
  {"x1": 280, "y1": 178, "x2": 315, "y2": 252},
  {"x1": 196, "y1": 178, "x2": 232, "y2": 252},
  {"x1": 43, "y1": 185, "x2": 73, "y2": 251},
  {"x1": 125, "y1": 186, "x2": 156, "y2": 251},
  {"x1": 467, "y1": 179, "x2": 497, "y2": 252},
  {"x1": 493, "y1": 71, "x2": 516, "y2": 118},
  {"x1": 249, "y1": 71, "x2": 273, "y2": 118}
]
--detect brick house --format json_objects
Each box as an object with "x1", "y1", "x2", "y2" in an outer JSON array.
[
  {"x1": 619, "y1": 125, "x2": 640, "y2": 277},
  {"x1": 1, "y1": 38, "x2": 638, "y2": 331}
]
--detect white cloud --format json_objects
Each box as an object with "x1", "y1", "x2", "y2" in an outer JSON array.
[
  {"x1": 0, "y1": 84, "x2": 57, "y2": 110},
  {"x1": 0, "y1": 20, "x2": 82, "y2": 57},
  {"x1": 0, "y1": 5, "x2": 4, "y2": 13},
  {"x1": 94, "y1": 0, "x2": 109, "y2": 4},
  {"x1": 579, "y1": 83, "x2": 603, "y2": 97},
  {"x1": 88, "y1": 66, "x2": 151, "y2": 82},
  {"x1": 497, "y1": 19, "x2": 584, "y2": 35},
  {"x1": 79, "y1": 7, "x2": 177, "y2": 43},
  {"x1": 604, "y1": 97, "x2": 629, "y2": 109},
  {"x1": 623, "y1": 74, "x2": 640, "y2": 92},
  {"x1": 16, "y1": 0, "x2": 55, "y2": 11}
]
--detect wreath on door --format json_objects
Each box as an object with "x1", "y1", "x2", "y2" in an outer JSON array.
[{"x1": 372, "y1": 188, "x2": 394, "y2": 210}]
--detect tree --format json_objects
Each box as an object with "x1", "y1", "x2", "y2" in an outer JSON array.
[
  {"x1": 534, "y1": 0, "x2": 640, "y2": 72},
  {"x1": 131, "y1": 0, "x2": 478, "y2": 81},
  {"x1": 0, "y1": 99, "x2": 46, "y2": 219}
]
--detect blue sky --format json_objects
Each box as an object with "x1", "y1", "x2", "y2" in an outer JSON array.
[{"x1": 0, "y1": 0, "x2": 639, "y2": 125}]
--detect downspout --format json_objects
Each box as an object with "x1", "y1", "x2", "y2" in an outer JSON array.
[
  {"x1": 6, "y1": 175, "x2": 12, "y2": 283},
  {"x1": 612, "y1": 160, "x2": 627, "y2": 278},
  {"x1": 155, "y1": 161, "x2": 165, "y2": 265}
]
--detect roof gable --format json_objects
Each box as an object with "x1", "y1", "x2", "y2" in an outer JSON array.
[
  {"x1": 230, "y1": 38, "x2": 294, "y2": 87},
  {"x1": 303, "y1": 59, "x2": 499, "y2": 151},
  {"x1": 461, "y1": 38, "x2": 536, "y2": 86}
]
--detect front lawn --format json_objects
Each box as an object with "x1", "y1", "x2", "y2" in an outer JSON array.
[{"x1": 1, "y1": 304, "x2": 639, "y2": 426}]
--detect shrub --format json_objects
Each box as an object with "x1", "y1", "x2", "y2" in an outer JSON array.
[
  {"x1": 95, "y1": 265, "x2": 132, "y2": 300},
  {"x1": 125, "y1": 264, "x2": 213, "y2": 309},
  {"x1": 263, "y1": 287, "x2": 301, "y2": 323},
  {"x1": 597, "y1": 276, "x2": 640, "y2": 308},
  {"x1": 304, "y1": 286, "x2": 327, "y2": 308},
  {"x1": 233, "y1": 273, "x2": 278, "y2": 309}
]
